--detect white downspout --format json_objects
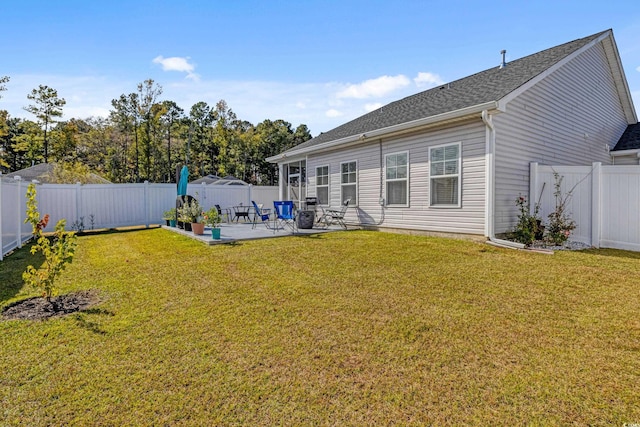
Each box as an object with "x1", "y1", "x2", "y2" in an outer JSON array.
[{"x1": 481, "y1": 110, "x2": 525, "y2": 249}]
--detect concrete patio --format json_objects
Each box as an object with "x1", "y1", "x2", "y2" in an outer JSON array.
[{"x1": 162, "y1": 221, "x2": 345, "y2": 245}]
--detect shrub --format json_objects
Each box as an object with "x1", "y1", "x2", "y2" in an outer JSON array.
[
  {"x1": 545, "y1": 172, "x2": 577, "y2": 245},
  {"x1": 512, "y1": 195, "x2": 542, "y2": 246},
  {"x1": 163, "y1": 208, "x2": 177, "y2": 220},
  {"x1": 178, "y1": 198, "x2": 201, "y2": 223},
  {"x1": 22, "y1": 183, "x2": 77, "y2": 301},
  {"x1": 202, "y1": 207, "x2": 221, "y2": 228}
]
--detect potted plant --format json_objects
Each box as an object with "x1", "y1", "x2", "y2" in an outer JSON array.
[
  {"x1": 163, "y1": 208, "x2": 177, "y2": 227},
  {"x1": 188, "y1": 199, "x2": 205, "y2": 235},
  {"x1": 178, "y1": 199, "x2": 201, "y2": 232},
  {"x1": 203, "y1": 207, "x2": 222, "y2": 239}
]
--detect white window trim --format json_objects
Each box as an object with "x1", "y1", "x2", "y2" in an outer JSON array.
[
  {"x1": 340, "y1": 160, "x2": 358, "y2": 206},
  {"x1": 429, "y1": 142, "x2": 461, "y2": 208},
  {"x1": 384, "y1": 151, "x2": 410, "y2": 207},
  {"x1": 315, "y1": 164, "x2": 330, "y2": 206}
]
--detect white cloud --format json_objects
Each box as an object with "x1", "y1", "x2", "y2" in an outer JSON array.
[
  {"x1": 153, "y1": 56, "x2": 199, "y2": 81},
  {"x1": 1, "y1": 74, "x2": 129, "y2": 122},
  {"x1": 365, "y1": 102, "x2": 383, "y2": 112},
  {"x1": 336, "y1": 75, "x2": 411, "y2": 99},
  {"x1": 636, "y1": 66, "x2": 640, "y2": 72},
  {"x1": 0, "y1": 71, "x2": 433, "y2": 136},
  {"x1": 414, "y1": 72, "x2": 445, "y2": 88}
]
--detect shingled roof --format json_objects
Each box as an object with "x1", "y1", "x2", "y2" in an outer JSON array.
[
  {"x1": 277, "y1": 30, "x2": 609, "y2": 157},
  {"x1": 2, "y1": 163, "x2": 111, "y2": 184},
  {"x1": 612, "y1": 123, "x2": 640, "y2": 151}
]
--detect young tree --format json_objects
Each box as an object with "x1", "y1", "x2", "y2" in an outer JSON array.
[
  {"x1": 23, "y1": 183, "x2": 77, "y2": 302},
  {"x1": 24, "y1": 85, "x2": 66, "y2": 164}
]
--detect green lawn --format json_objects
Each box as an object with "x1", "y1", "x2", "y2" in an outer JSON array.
[{"x1": 1, "y1": 229, "x2": 639, "y2": 425}]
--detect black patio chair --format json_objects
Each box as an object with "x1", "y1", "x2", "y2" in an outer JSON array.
[{"x1": 215, "y1": 204, "x2": 232, "y2": 224}]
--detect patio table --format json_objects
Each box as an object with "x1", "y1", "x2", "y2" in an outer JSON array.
[{"x1": 232, "y1": 205, "x2": 252, "y2": 222}]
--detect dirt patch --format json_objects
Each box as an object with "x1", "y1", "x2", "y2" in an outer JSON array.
[{"x1": 2, "y1": 290, "x2": 101, "y2": 321}]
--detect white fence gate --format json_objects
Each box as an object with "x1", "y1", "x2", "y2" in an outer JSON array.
[
  {"x1": 0, "y1": 179, "x2": 278, "y2": 260},
  {"x1": 530, "y1": 162, "x2": 640, "y2": 251}
]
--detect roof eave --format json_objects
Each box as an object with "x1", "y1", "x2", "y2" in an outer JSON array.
[
  {"x1": 498, "y1": 30, "x2": 611, "y2": 109},
  {"x1": 497, "y1": 30, "x2": 637, "y2": 124},
  {"x1": 603, "y1": 31, "x2": 638, "y2": 124},
  {"x1": 610, "y1": 148, "x2": 640, "y2": 157},
  {"x1": 266, "y1": 101, "x2": 500, "y2": 163}
]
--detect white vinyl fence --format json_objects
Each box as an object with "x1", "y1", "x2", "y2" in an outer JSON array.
[
  {"x1": 0, "y1": 178, "x2": 278, "y2": 260},
  {"x1": 530, "y1": 162, "x2": 640, "y2": 251}
]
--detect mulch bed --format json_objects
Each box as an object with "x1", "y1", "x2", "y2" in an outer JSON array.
[{"x1": 2, "y1": 290, "x2": 100, "y2": 321}]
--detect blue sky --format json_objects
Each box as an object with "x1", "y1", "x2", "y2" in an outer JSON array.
[{"x1": 2, "y1": 0, "x2": 639, "y2": 136}]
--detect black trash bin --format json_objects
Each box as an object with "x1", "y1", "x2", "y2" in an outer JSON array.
[{"x1": 297, "y1": 210, "x2": 315, "y2": 229}]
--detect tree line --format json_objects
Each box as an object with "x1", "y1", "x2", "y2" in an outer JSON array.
[{"x1": 0, "y1": 77, "x2": 310, "y2": 184}]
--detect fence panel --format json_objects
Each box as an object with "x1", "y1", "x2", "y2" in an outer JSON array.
[
  {"x1": 185, "y1": 184, "x2": 279, "y2": 211},
  {"x1": 250, "y1": 186, "x2": 280, "y2": 208},
  {"x1": 81, "y1": 184, "x2": 147, "y2": 229},
  {"x1": 37, "y1": 184, "x2": 80, "y2": 231},
  {"x1": 147, "y1": 184, "x2": 177, "y2": 224},
  {"x1": 187, "y1": 184, "x2": 252, "y2": 212},
  {"x1": 1, "y1": 181, "x2": 279, "y2": 259},
  {"x1": 1, "y1": 179, "x2": 31, "y2": 259},
  {"x1": 532, "y1": 162, "x2": 640, "y2": 251},
  {"x1": 532, "y1": 165, "x2": 593, "y2": 245},
  {"x1": 600, "y1": 166, "x2": 640, "y2": 251}
]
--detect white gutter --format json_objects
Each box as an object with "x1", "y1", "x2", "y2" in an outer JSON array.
[
  {"x1": 267, "y1": 101, "x2": 499, "y2": 163},
  {"x1": 609, "y1": 148, "x2": 640, "y2": 157},
  {"x1": 482, "y1": 110, "x2": 525, "y2": 249}
]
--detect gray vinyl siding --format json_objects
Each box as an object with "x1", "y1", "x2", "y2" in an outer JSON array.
[
  {"x1": 306, "y1": 121, "x2": 486, "y2": 235},
  {"x1": 492, "y1": 41, "x2": 629, "y2": 234}
]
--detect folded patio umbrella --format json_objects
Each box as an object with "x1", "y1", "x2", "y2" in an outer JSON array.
[{"x1": 177, "y1": 165, "x2": 189, "y2": 196}]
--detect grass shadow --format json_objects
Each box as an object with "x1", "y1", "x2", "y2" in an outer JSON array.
[
  {"x1": 74, "y1": 308, "x2": 115, "y2": 335},
  {"x1": 76, "y1": 225, "x2": 161, "y2": 237},
  {"x1": 0, "y1": 242, "x2": 42, "y2": 305},
  {"x1": 295, "y1": 233, "x2": 325, "y2": 240}
]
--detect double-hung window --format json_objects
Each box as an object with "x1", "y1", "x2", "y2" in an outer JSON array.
[
  {"x1": 385, "y1": 152, "x2": 409, "y2": 206},
  {"x1": 315, "y1": 165, "x2": 329, "y2": 205},
  {"x1": 430, "y1": 142, "x2": 461, "y2": 207},
  {"x1": 340, "y1": 161, "x2": 357, "y2": 205}
]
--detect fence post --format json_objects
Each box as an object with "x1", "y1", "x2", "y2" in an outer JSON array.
[
  {"x1": 75, "y1": 182, "x2": 82, "y2": 228},
  {"x1": 248, "y1": 184, "x2": 253, "y2": 206},
  {"x1": 17, "y1": 177, "x2": 23, "y2": 249},
  {"x1": 144, "y1": 181, "x2": 149, "y2": 228},
  {"x1": 591, "y1": 162, "x2": 601, "y2": 248},
  {"x1": 200, "y1": 182, "x2": 207, "y2": 208},
  {"x1": 529, "y1": 162, "x2": 538, "y2": 214}
]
